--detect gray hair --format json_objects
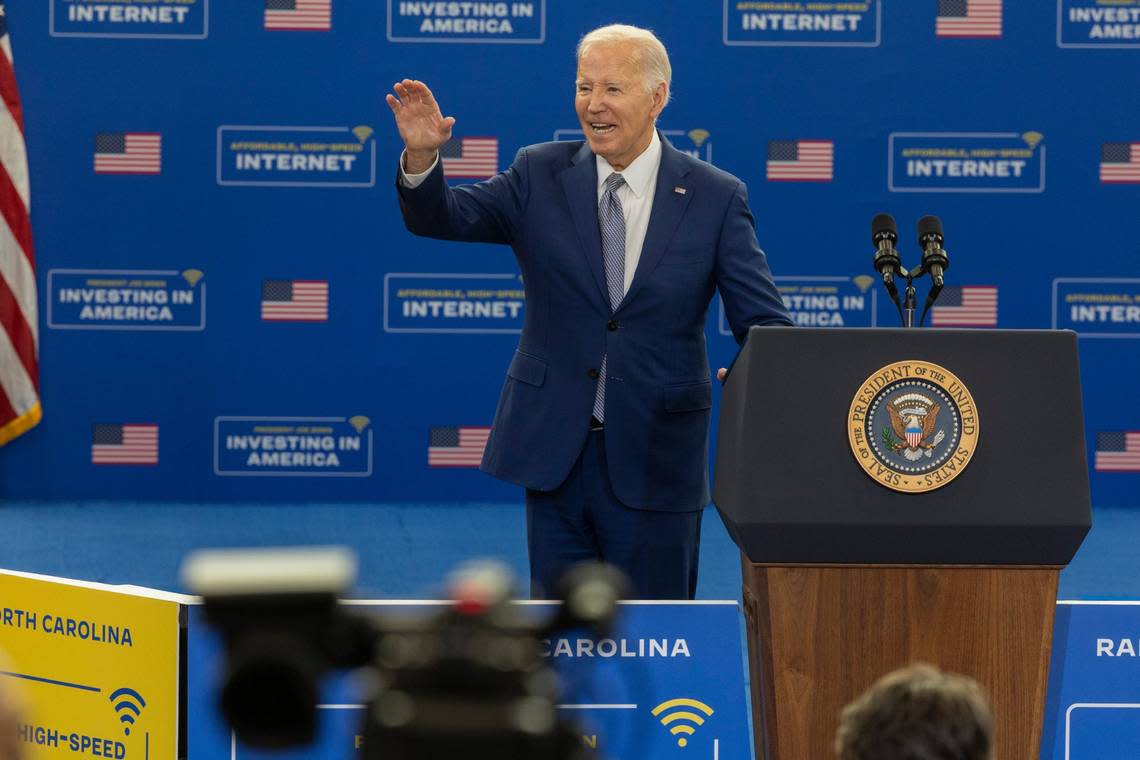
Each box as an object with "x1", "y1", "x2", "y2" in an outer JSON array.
[{"x1": 576, "y1": 24, "x2": 671, "y2": 107}]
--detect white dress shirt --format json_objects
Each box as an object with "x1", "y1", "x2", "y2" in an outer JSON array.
[
  {"x1": 400, "y1": 129, "x2": 663, "y2": 296},
  {"x1": 594, "y1": 130, "x2": 660, "y2": 295}
]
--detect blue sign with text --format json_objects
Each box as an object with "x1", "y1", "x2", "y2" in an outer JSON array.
[
  {"x1": 47, "y1": 269, "x2": 206, "y2": 331},
  {"x1": 720, "y1": 276, "x2": 879, "y2": 335},
  {"x1": 387, "y1": 0, "x2": 545, "y2": 43},
  {"x1": 213, "y1": 417, "x2": 374, "y2": 477},
  {"x1": 1042, "y1": 602, "x2": 1140, "y2": 760},
  {"x1": 216, "y1": 127, "x2": 376, "y2": 188},
  {"x1": 1058, "y1": 0, "x2": 1140, "y2": 48},
  {"x1": 723, "y1": 0, "x2": 880, "y2": 46},
  {"x1": 186, "y1": 602, "x2": 753, "y2": 760},
  {"x1": 50, "y1": 0, "x2": 208, "y2": 38},
  {"x1": 1052, "y1": 279, "x2": 1140, "y2": 338},
  {"x1": 383, "y1": 273, "x2": 525, "y2": 334},
  {"x1": 889, "y1": 132, "x2": 1046, "y2": 193}
]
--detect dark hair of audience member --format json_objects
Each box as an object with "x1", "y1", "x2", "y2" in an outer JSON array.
[{"x1": 835, "y1": 663, "x2": 994, "y2": 760}]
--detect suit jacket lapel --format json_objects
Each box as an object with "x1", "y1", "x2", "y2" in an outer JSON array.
[
  {"x1": 619, "y1": 136, "x2": 694, "y2": 310},
  {"x1": 559, "y1": 142, "x2": 609, "y2": 305}
]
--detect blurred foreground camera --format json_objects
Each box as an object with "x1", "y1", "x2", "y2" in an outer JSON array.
[{"x1": 182, "y1": 548, "x2": 628, "y2": 760}]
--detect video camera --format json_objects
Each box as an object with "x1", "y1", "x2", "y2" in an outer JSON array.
[{"x1": 182, "y1": 548, "x2": 627, "y2": 760}]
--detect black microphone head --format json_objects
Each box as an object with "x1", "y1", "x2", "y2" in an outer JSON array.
[
  {"x1": 871, "y1": 213, "x2": 898, "y2": 246},
  {"x1": 917, "y1": 215, "x2": 943, "y2": 246}
]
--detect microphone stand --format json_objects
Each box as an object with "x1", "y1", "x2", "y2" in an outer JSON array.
[
  {"x1": 901, "y1": 269, "x2": 918, "y2": 328},
  {"x1": 894, "y1": 262, "x2": 926, "y2": 329}
]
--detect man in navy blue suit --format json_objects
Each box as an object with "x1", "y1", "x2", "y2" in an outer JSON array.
[{"x1": 388, "y1": 24, "x2": 792, "y2": 599}]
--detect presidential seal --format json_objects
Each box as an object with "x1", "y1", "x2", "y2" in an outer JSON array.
[{"x1": 847, "y1": 360, "x2": 979, "y2": 493}]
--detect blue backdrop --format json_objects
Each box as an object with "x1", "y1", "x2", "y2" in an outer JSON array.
[{"x1": 2, "y1": 0, "x2": 1137, "y2": 505}]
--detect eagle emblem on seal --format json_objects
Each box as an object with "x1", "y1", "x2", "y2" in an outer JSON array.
[{"x1": 884, "y1": 393, "x2": 947, "y2": 462}]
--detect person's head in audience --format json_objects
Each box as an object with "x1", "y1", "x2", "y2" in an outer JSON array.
[{"x1": 834, "y1": 663, "x2": 994, "y2": 760}]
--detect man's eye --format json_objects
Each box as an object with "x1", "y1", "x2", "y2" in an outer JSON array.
[{"x1": 607, "y1": 87, "x2": 620, "y2": 94}]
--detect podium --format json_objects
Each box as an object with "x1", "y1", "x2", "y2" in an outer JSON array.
[{"x1": 713, "y1": 327, "x2": 1091, "y2": 760}]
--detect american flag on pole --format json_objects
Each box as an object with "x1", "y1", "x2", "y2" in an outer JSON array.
[
  {"x1": 930, "y1": 286, "x2": 998, "y2": 327},
  {"x1": 1095, "y1": 432, "x2": 1140, "y2": 472},
  {"x1": 766, "y1": 140, "x2": 834, "y2": 182},
  {"x1": 936, "y1": 0, "x2": 1002, "y2": 38},
  {"x1": 441, "y1": 137, "x2": 498, "y2": 179},
  {"x1": 428, "y1": 426, "x2": 490, "y2": 468},
  {"x1": 94, "y1": 133, "x2": 162, "y2": 175},
  {"x1": 91, "y1": 424, "x2": 159, "y2": 465},
  {"x1": 0, "y1": 4, "x2": 41, "y2": 447},
  {"x1": 1100, "y1": 143, "x2": 1140, "y2": 184},
  {"x1": 264, "y1": 0, "x2": 331, "y2": 30},
  {"x1": 261, "y1": 280, "x2": 329, "y2": 322}
]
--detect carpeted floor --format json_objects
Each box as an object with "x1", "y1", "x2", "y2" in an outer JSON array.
[{"x1": 0, "y1": 501, "x2": 1133, "y2": 600}]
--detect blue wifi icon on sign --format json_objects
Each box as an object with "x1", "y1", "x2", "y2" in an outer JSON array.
[{"x1": 109, "y1": 688, "x2": 146, "y2": 736}]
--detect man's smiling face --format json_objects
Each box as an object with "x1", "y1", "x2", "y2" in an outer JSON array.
[{"x1": 575, "y1": 41, "x2": 666, "y2": 172}]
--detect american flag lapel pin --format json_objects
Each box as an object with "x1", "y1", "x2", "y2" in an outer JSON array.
[{"x1": 674, "y1": 186, "x2": 686, "y2": 194}]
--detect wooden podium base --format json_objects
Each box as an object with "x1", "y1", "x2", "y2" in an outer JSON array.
[{"x1": 741, "y1": 562, "x2": 1059, "y2": 760}]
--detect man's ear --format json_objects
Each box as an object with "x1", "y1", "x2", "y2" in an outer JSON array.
[{"x1": 651, "y1": 83, "x2": 668, "y2": 118}]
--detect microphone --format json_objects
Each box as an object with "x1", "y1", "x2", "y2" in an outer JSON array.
[
  {"x1": 871, "y1": 214, "x2": 902, "y2": 316},
  {"x1": 916, "y1": 215, "x2": 950, "y2": 327},
  {"x1": 917, "y1": 215, "x2": 949, "y2": 288},
  {"x1": 871, "y1": 213, "x2": 902, "y2": 287}
]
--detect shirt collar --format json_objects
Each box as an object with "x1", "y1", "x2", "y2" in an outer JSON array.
[{"x1": 596, "y1": 129, "x2": 661, "y2": 199}]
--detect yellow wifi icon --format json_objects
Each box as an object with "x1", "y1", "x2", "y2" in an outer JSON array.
[
  {"x1": 852, "y1": 274, "x2": 875, "y2": 293},
  {"x1": 651, "y1": 698, "x2": 714, "y2": 748},
  {"x1": 687, "y1": 128, "x2": 710, "y2": 148}
]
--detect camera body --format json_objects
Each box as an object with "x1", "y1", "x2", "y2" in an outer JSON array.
[{"x1": 184, "y1": 548, "x2": 624, "y2": 760}]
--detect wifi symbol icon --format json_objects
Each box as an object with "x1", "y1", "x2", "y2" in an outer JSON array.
[
  {"x1": 109, "y1": 687, "x2": 146, "y2": 736},
  {"x1": 651, "y1": 698, "x2": 714, "y2": 748}
]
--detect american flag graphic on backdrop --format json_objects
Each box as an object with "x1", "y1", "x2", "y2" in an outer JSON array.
[
  {"x1": 936, "y1": 0, "x2": 1002, "y2": 38},
  {"x1": 1100, "y1": 143, "x2": 1140, "y2": 184},
  {"x1": 441, "y1": 137, "x2": 498, "y2": 179},
  {"x1": 1095, "y1": 432, "x2": 1140, "y2": 472},
  {"x1": 428, "y1": 426, "x2": 491, "y2": 468},
  {"x1": 930, "y1": 286, "x2": 998, "y2": 327},
  {"x1": 94, "y1": 133, "x2": 161, "y2": 174},
  {"x1": 264, "y1": 0, "x2": 331, "y2": 30},
  {"x1": 766, "y1": 140, "x2": 833, "y2": 182},
  {"x1": 0, "y1": 2, "x2": 42, "y2": 447},
  {"x1": 261, "y1": 280, "x2": 329, "y2": 322},
  {"x1": 92, "y1": 424, "x2": 159, "y2": 465}
]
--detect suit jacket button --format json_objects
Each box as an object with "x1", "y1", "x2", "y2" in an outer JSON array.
[
  {"x1": 587, "y1": 368, "x2": 599, "y2": 380},
  {"x1": 607, "y1": 320, "x2": 618, "y2": 331}
]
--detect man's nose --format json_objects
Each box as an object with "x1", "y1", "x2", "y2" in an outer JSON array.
[{"x1": 587, "y1": 92, "x2": 606, "y2": 112}]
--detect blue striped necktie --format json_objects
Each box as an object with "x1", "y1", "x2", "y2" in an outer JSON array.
[{"x1": 593, "y1": 172, "x2": 626, "y2": 424}]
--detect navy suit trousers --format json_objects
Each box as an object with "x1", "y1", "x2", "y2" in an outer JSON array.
[{"x1": 525, "y1": 429, "x2": 703, "y2": 600}]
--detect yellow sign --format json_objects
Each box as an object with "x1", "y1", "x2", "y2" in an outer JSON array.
[
  {"x1": 0, "y1": 571, "x2": 180, "y2": 760},
  {"x1": 848, "y1": 359, "x2": 980, "y2": 493}
]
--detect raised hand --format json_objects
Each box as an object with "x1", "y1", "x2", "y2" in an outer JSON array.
[{"x1": 385, "y1": 79, "x2": 456, "y2": 174}]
